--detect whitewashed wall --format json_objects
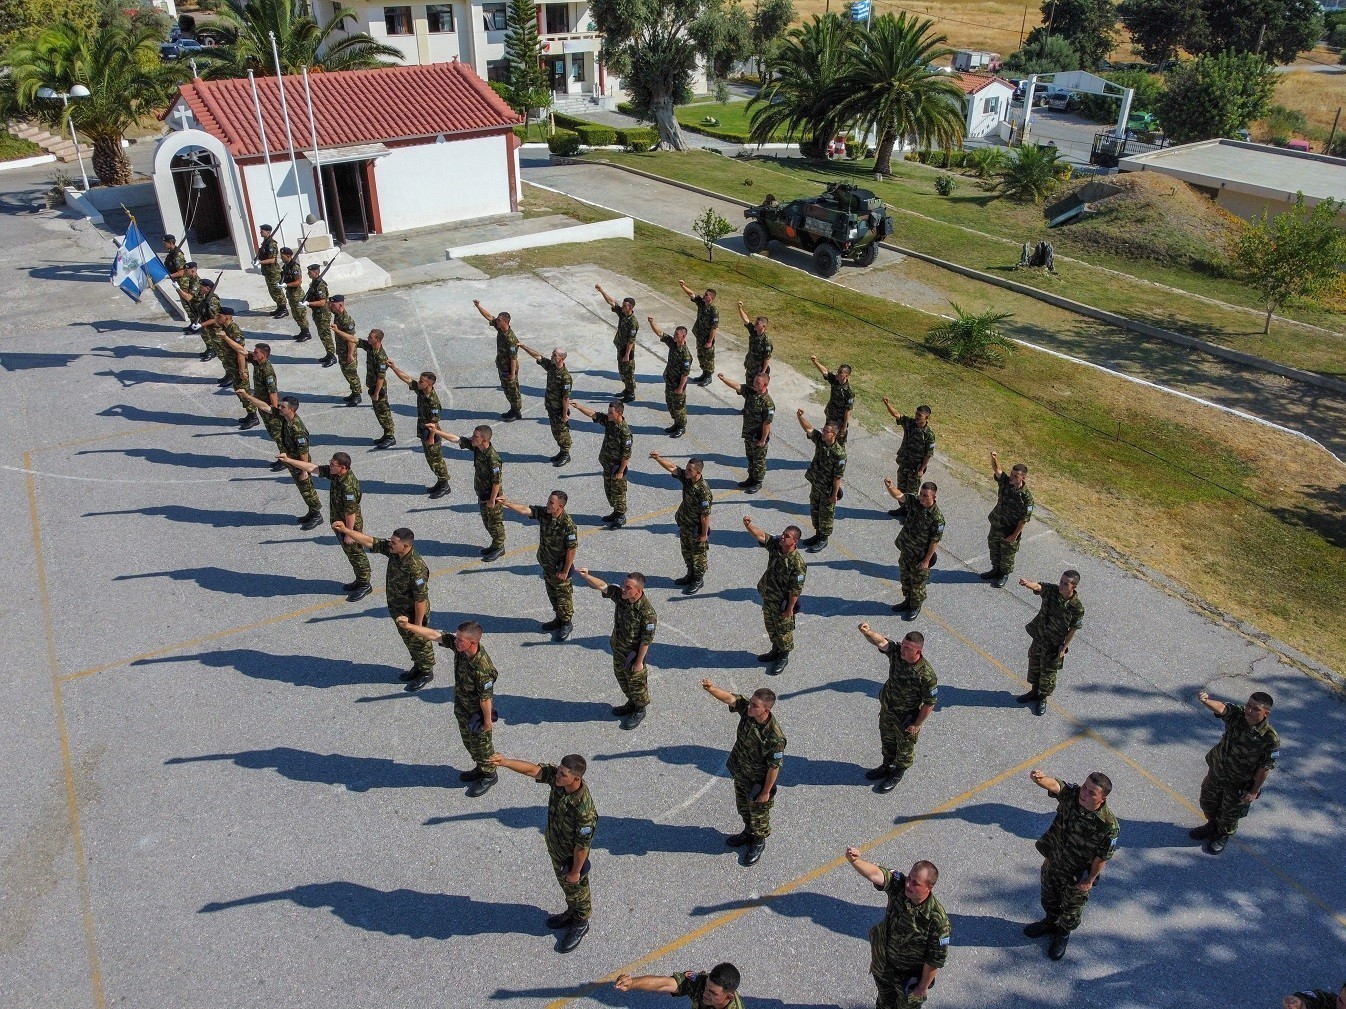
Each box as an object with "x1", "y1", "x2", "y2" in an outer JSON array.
[
  {"x1": 965, "y1": 85, "x2": 1013, "y2": 139},
  {"x1": 373, "y1": 134, "x2": 511, "y2": 231}
]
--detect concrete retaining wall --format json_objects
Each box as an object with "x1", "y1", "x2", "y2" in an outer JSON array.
[{"x1": 446, "y1": 215, "x2": 633, "y2": 258}]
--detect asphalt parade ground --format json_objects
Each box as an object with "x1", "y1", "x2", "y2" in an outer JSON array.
[{"x1": 2, "y1": 207, "x2": 1344, "y2": 1009}]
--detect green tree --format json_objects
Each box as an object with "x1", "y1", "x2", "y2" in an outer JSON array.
[
  {"x1": 925, "y1": 303, "x2": 1017, "y2": 366},
  {"x1": 1027, "y1": 0, "x2": 1117, "y2": 69},
  {"x1": 1002, "y1": 34, "x2": 1080, "y2": 76},
  {"x1": 504, "y1": 0, "x2": 550, "y2": 116},
  {"x1": 1234, "y1": 194, "x2": 1346, "y2": 334},
  {"x1": 1119, "y1": 0, "x2": 1322, "y2": 65},
  {"x1": 747, "y1": 13, "x2": 854, "y2": 147},
  {"x1": 592, "y1": 0, "x2": 705, "y2": 150},
  {"x1": 749, "y1": 0, "x2": 795, "y2": 80},
  {"x1": 824, "y1": 12, "x2": 966, "y2": 176},
  {"x1": 692, "y1": 206, "x2": 734, "y2": 259},
  {"x1": 3, "y1": 20, "x2": 178, "y2": 184},
  {"x1": 1117, "y1": 0, "x2": 1204, "y2": 63},
  {"x1": 0, "y1": 0, "x2": 94, "y2": 46},
  {"x1": 1157, "y1": 51, "x2": 1275, "y2": 145},
  {"x1": 201, "y1": 0, "x2": 402, "y2": 78},
  {"x1": 690, "y1": 0, "x2": 751, "y2": 78},
  {"x1": 1075, "y1": 68, "x2": 1165, "y2": 122},
  {"x1": 997, "y1": 143, "x2": 1069, "y2": 203}
]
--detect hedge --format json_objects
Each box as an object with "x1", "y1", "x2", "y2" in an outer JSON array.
[
  {"x1": 615, "y1": 126, "x2": 658, "y2": 152},
  {"x1": 548, "y1": 130, "x2": 581, "y2": 156},
  {"x1": 575, "y1": 123, "x2": 617, "y2": 146}
]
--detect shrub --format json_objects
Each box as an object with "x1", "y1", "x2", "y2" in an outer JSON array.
[
  {"x1": 1331, "y1": 24, "x2": 1346, "y2": 48},
  {"x1": 548, "y1": 130, "x2": 581, "y2": 157},
  {"x1": 799, "y1": 137, "x2": 825, "y2": 159},
  {"x1": 1263, "y1": 103, "x2": 1308, "y2": 137},
  {"x1": 966, "y1": 147, "x2": 1009, "y2": 177},
  {"x1": 576, "y1": 124, "x2": 617, "y2": 146},
  {"x1": 935, "y1": 175, "x2": 956, "y2": 196},
  {"x1": 617, "y1": 101, "x2": 638, "y2": 116},
  {"x1": 551, "y1": 112, "x2": 587, "y2": 131},
  {"x1": 947, "y1": 149, "x2": 966, "y2": 168},
  {"x1": 916, "y1": 149, "x2": 932, "y2": 163},
  {"x1": 845, "y1": 141, "x2": 864, "y2": 159},
  {"x1": 615, "y1": 126, "x2": 658, "y2": 152},
  {"x1": 905, "y1": 151, "x2": 921, "y2": 161},
  {"x1": 932, "y1": 150, "x2": 949, "y2": 169},
  {"x1": 998, "y1": 143, "x2": 1069, "y2": 203},
  {"x1": 714, "y1": 79, "x2": 731, "y2": 104},
  {"x1": 925, "y1": 303, "x2": 1016, "y2": 366}
]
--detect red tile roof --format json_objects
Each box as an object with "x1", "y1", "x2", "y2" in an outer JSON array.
[
  {"x1": 953, "y1": 72, "x2": 1014, "y2": 95},
  {"x1": 174, "y1": 62, "x2": 522, "y2": 159}
]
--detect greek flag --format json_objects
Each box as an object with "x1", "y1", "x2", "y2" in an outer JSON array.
[
  {"x1": 110, "y1": 221, "x2": 169, "y2": 302},
  {"x1": 849, "y1": 0, "x2": 872, "y2": 21}
]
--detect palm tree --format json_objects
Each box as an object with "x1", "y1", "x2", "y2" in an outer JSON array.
[
  {"x1": 747, "y1": 14, "x2": 854, "y2": 149},
  {"x1": 202, "y1": 0, "x2": 403, "y2": 78},
  {"x1": 3, "y1": 21, "x2": 180, "y2": 185},
  {"x1": 823, "y1": 12, "x2": 966, "y2": 176},
  {"x1": 998, "y1": 143, "x2": 1071, "y2": 203},
  {"x1": 924, "y1": 303, "x2": 1016, "y2": 366}
]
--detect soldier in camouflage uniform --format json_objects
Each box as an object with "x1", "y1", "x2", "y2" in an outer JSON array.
[
  {"x1": 573, "y1": 400, "x2": 633, "y2": 528},
  {"x1": 858, "y1": 624, "x2": 938, "y2": 794},
  {"x1": 386, "y1": 358, "x2": 450, "y2": 498},
  {"x1": 743, "y1": 516, "x2": 805, "y2": 675},
  {"x1": 401, "y1": 619, "x2": 501, "y2": 796},
  {"x1": 303, "y1": 263, "x2": 337, "y2": 367},
  {"x1": 735, "y1": 301, "x2": 773, "y2": 381},
  {"x1": 518, "y1": 341, "x2": 573, "y2": 465},
  {"x1": 429, "y1": 423, "x2": 505, "y2": 560},
  {"x1": 280, "y1": 248, "x2": 312, "y2": 342},
  {"x1": 474, "y1": 299, "x2": 523, "y2": 419},
  {"x1": 1016, "y1": 571, "x2": 1085, "y2": 716},
  {"x1": 882, "y1": 399, "x2": 935, "y2": 516},
  {"x1": 884, "y1": 480, "x2": 945, "y2": 621},
  {"x1": 339, "y1": 328, "x2": 395, "y2": 448},
  {"x1": 577, "y1": 569, "x2": 657, "y2": 730},
  {"x1": 254, "y1": 224, "x2": 288, "y2": 318},
  {"x1": 209, "y1": 307, "x2": 254, "y2": 423},
  {"x1": 716, "y1": 371, "x2": 774, "y2": 494},
  {"x1": 196, "y1": 277, "x2": 225, "y2": 375},
  {"x1": 490, "y1": 752, "x2": 598, "y2": 953},
  {"x1": 650, "y1": 451, "x2": 712, "y2": 593},
  {"x1": 501, "y1": 491, "x2": 578, "y2": 640},
  {"x1": 596, "y1": 284, "x2": 639, "y2": 402},
  {"x1": 679, "y1": 280, "x2": 719, "y2": 385},
  {"x1": 334, "y1": 523, "x2": 435, "y2": 691},
  {"x1": 1192, "y1": 690, "x2": 1280, "y2": 855},
  {"x1": 981, "y1": 452, "x2": 1034, "y2": 586},
  {"x1": 848, "y1": 850, "x2": 951, "y2": 1009},
  {"x1": 614, "y1": 963, "x2": 744, "y2": 1007},
  {"x1": 1024, "y1": 768, "x2": 1120, "y2": 961},
  {"x1": 161, "y1": 236, "x2": 192, "y2": 332},
  {"x1": 798, "y1": 410, "x2": 846, "y2": 553},
  {"x1": 235, "y1": 392, "x2": 324, "y2": 527},
  {"x1": 810, "y1": 354, "x2": 855, "y2": 445},
  {"x1": 177, "y1": 261, "x2": 206, "y2": 346},
  {"x1": 233, "y1": 342, "x2": 281, "y2": 454},
  {"x1": 649, "y1": 316, "x2": 692, "y2": 437},
  {"x1": 701, "y1": 680, "x2": 785, "y2": 867},
  {"x1": 329, "y1": 295, "x2": 363, "y2": 407},
  {"x1": 278, "y1": 450, "x2": 373, "y2": 600},
  {"x1": 1284, "y1": 985, "x2": 1346, "y2": 1009}
]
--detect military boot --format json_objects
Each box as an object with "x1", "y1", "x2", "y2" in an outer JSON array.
[
  {"x1": 558, "y1": 917, "x2": 589, "y2": 953},
  {"x1": 545, "y1": 908, "x2": 573, "y2": 929},
  {"x1": 743, "y1": 837, "x2": 766, "y2": 866},
  {"x1": 1023, "y1": 919, "x2": 1055, "y2": 938},
  {"x1": 1047, "y1": 929, "x2": 1070, "y2": 960}
]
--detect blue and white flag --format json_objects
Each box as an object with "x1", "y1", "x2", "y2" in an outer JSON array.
[
  {"x1": 110, "y1": 221, "x2": 169, "y2": 302},
  {"x1": 849, "y1": 0, "x2": 872, "y2": 21}
]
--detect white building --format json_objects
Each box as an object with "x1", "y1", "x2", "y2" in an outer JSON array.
[
  {"x1": 316, "y1": 0, "x2": 620, "y2": 109},
  {"x1": 954, "y1": 72, "x2": 1014, "y2": 140},
  {"x1": 153, "y1": 62, "x2": 524, "y2": 268}
]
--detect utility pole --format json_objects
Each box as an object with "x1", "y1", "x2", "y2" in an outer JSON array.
[
  {"x1": 1328, "y1": 107, "x2": 1341, "y2": 155},
  {"x1": 1043, "y1": 0, "x2": 1058, "y2": 44},
  {"x1": 1019, "y1": 0, "x2": 1030, "y2": 46},
  {"x1": 1254, "y1": 22, "x2": 1266, "y2": 55}
]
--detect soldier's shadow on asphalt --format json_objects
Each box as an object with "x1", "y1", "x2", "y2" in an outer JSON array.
[
  {"x1": 593, "y1": 743, "x2": 867, "y2": 789},
  {"x1": 778, "y1": 676, "x2": 880, "y2": 702},
  {"x1": 0, "y1": 350, "x2": 82, "y2": 370},
  {"x1": 89, "y1": 341, "x2": 192, "y2": 359},
  {"x1": 166, "y1": 745, "x2": 454, "y2": 791},
  {"x1": 134, "y1": 648, "x2": 392, "y2": 689},
  {"x1": 690, "y1": 891, "x2": 872, "y2": 941},
  {"x1": 114, "y1": 566, "x2": 338, "y2": 599},
  {"x1": 198, "y1": 881, "x2": 551, "y2": 938},
  {"x1": 424, "y1": 805, "x2": 727, "y2": 857},
  {"x1": 98, "y1": 403, "x2": 235, "y2": 428},
  {"x1": 29, "y1": 261, "x2": 112, "y2": 283},
  {"x1": 80, "y1": 445, "x2": 257, "y2": 470},
  {"x1": 96, "y1": 368, "x2": 220, "y2": 389},
  {"x1": 86, "y1": 505, "x2": 291, "y2": 529}
]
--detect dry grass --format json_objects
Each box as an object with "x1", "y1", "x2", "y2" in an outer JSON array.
[{"x1": 1274, "y1": 70, "x2": 1346, "y2": 136}]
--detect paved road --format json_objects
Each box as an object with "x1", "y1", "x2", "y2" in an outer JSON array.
[{"x1": 2, "y1": 166, "x2": 1343, "y2": 1009}]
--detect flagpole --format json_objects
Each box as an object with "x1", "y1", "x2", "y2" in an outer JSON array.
[
  {"x1": 301, "y1": 66, "x2": 328, "y2": 224},
  {"x1": 268, "y1": 33, "x2": 308, "y2": 242},
  {"x1": 248, "y1": 69, "x2": 287, "y2": 248}
]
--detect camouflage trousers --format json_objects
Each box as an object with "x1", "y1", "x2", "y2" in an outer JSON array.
[
  {"x1": 733, "y1": 776, "x2": 776, "y2": 839},
  {"x1": 338, "y1": 351, "x2": 362, "y2": 397},
  {"x1": 480, "y1": 500, "x2": 505, "y2": 549},
  {"x1": 879, "y1": 706, "x2": 922, "y2": 770},
  {"x1": 761, "y1": 595, "x2": 795, "y2": 654},
  {"x1": 744, "y1": 354, "x2": 768, "y2": 383},
  {"x1": 454, "y1": 704, "x2": 495, "y2": 773},
  {"x1": 895, "y1": 464, "x2": 922, "y2": 500},
  {"x1": 497, "y1": 365, "x2": 522, "y2": 413},
  {"x1": 369, "y1": 389, "x2": 395, "y2": 437},
  {"x1": 898, "y1": 551, "x2": 931, "y2": 610},
  {"x1": 543, "y1": 571, "x2": 574, "y2": 623},
  {"x1": 665, "y1": 388, "x2": 687, "y2": 430},
  {"x1": 617, "y1": 355, "x2": 636, "y2": 399},
  {"x1": 611, "y1": 648, "x2": 650, "y2": 707},
  {"x1": 744, "y1": 438, "x2": 768, "y2": 485},
  {"x1": 988, "y1": 527, "x2": 1021, "y2": 575},
  {"x1": 549, "y1": 851, "x2": 592, "y2": 920},
  {"x1": 869, "y1": 935, "x2": 930, "y2": 1009},
  {"x1": 1199, "y1": 773, "x2": 1253, "y2": 838},
  {"x1": 694, "y1": 335, "x2": 714, "y2": 376},
  {"x1": 290, "y1": 470, "x2": 322, "y2": 515},
  {"x1": 602, "y1": 469, "x2": 628, "y2": 515},
  {"x1": 200, "y1": 323, "x2": 223, "y2": 359},
  {"x1": 312, "y1": 308, "x2": 335, "y2": 358},
  {"x1": 420, "y1": 434, "x2": 450, "y2": 484},
  {"x1": 261, "y1": 266, "x2": 285, "y2": 310},
  {"x1": 262, "y1": 413, "x2": 286, "y2": 453},
  {"x1": 809, "y1": 482, "x2": 837, "y2": 538},
  {"x1": 392, "y1": 611, "x2": 436, "y2": 676},
  {"x1": 339, "y1": 537, "x2": 371, "y2": 583},
  {"x1": 285, "y1": 287, "x2": 310, "y2": 334},
  {"x1": 223, "y1": 355, "x2": 253, "y2": 413},
  {"x1": 1040, "y1": 859, "x2": 1092, "y2": 932},
  {"x1": 1027, "y1": 640, "x2": 1066, "y2": 697},
  {"x1": 679, "y1": 526, "x2": 709, "y2": 578},
  {"x1": 547, "y1": 410, "x2": 572, "y2": 452}
]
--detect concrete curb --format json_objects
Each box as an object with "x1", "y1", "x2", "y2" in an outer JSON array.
[
  {"x1": 0, "y1": 152, "x2": 57, "y2": 172},
  {"x1": 571, "y1": 156, "x2": 1346, "y2": 398},
  {"x1": 446, "y1": 216, "x2": 634, "y2": 258}
]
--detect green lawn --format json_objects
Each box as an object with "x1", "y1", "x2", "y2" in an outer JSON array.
[
  {"x1": 490, "y1": 184, "x2": 1346, "y2": 676},
  {"x1": 0, "y1": 133, "x2": 43, "y2": 162},
  {"x1": 674, "y1": 101, "x2": 797, "y2": 144},
  {"x1": 587, "y1": 150, "x2": 1346, "y2": 377}
]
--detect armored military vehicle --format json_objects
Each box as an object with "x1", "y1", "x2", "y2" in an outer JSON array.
[{"x1": 742, "y1": 183, "x2": 891, "y2": 277}]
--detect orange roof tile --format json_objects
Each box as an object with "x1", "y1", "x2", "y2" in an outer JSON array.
[{"x1": 953, "y1": 72, "x2": 1015, "y2": 95}]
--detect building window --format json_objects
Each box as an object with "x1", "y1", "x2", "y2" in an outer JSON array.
[
  {"x1": 383, "y1": 5, "x2": 412, "y2": 34},
  {"x1": 487, "y1": 59, "x2": 510, "y2": 83},
  {"x1": 482, "y1": 2, "x2": 507, "y2": 31},
  {"x1": 982, "y1": 95, "x2": 1000, "y2": 114},
  {"x1": 426, "y1": 3, "x2": 454, "y2": 31},
  {"x1": 570, "y1": 52, "x2": 584, "y2": 82},
  {"x1": 545, "y1": 4, "x2": 569, "y2": 33}
]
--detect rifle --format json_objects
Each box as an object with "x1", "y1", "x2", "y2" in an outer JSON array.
[
  {"x1": 249, "y1": 214, "x2": 288, "y2": 267},
  {"x1": 190, "y1": 271, "x2": 224, "y2": 332}
]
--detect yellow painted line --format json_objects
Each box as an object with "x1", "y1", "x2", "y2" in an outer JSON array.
[
  {"x1": 26, "y1": 452, "x2": 107, "y2": 1009},
  {"x1": 543, "y1": 732, "x2": 1086, "y2": 1009}
]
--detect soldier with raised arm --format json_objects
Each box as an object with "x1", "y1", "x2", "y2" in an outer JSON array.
[
  {"x1": 649, "y1": 315, "x2": 692, "y2": 438},
  {"x1": 981, "y1": 452, "x2": 1034, "y2": 587},
  {"x1": 499, "y1": 491, "x2": 578, "y2": 640},
  {"x1": 277, "y1": 450, "x2": 372, "y2": 601},
  {"x1": 576, "y1": 569, "x2": 657, "y2": 730},
  {"x1": 847, "y1": 849, "x2": 950, "y2": 1008},
  {"x1": 650, "y1": 451, "x2": 712, "y2": 593},
  {"x1": 572, "y1": 400, "x2": 632, "y2": 529},
  {"x1": 798, "y1": 409, "x2": 845, "y2": 553},
  {"x1": 679, "y1": 280, "x2": 719, "y2": 386},
  {"x1": 385, "y1": 357, "x2": 450, "y2": 498},
  {"x1": 235, "y1": 391, "x2": 323, "y2": 528},
  {"x1": 518, "y1": 340, "x2": 573, "y2": 466},
  {"x1": 857, "y1": 624, "x2": 938, "y2": 794},
  {"x1": 735, "y1": 301, "x2": 772, "y2": 381},
  {"x1": 596, "y1": 284, "x2": 639, "y2": 402},
  {"x1": 743, "y1": 515, "x2": 805, "y2": 675},
  {"x1": 810, "y1": 354, "x2": 855, "y2": 445},
  {"x1": 427, "y1": 422, "x2": 505, "y2": 559},
  {"x1": 701, "y1": 680, "x2": 785, "y2": 867},
  {"x1": 717, "y1": 371, "x2": 773, "y2": 494},
  {"x1": 329, "y1": 294, "x2": 363, "y2": 406},
  {"x1": 475, "y1": 299, "x2": 523, "y2": 419}
]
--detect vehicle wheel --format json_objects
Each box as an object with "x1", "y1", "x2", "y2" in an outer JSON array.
[
  {"x1": 743, "y1": 222, "x2": 768, "y2": 255},
  {"x1": 813, "y1": 244, "x2": 841, "y2": 277},
  {"x1": 856, "y1": 242, "x2": 879, "y2": 268}
]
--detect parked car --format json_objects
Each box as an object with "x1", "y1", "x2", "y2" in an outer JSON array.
[
  {"x1": 159, "y1": 42, "x2": 180, "y2": 60},
  {"x1": 1126, "y1": 110, "x2": 1159, "y2": 133},
  {"x1": 176, "y1": 39, "x2": 206, "y2": 55},
  {"x1": 1045, "y1": 89, "x2": 1078, "y2": 112},
  {"x1": 1012, "y1": 81, "x2": 1051, "y2": 105}
]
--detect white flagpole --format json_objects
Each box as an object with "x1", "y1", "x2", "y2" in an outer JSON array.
[
  {"x1": 269, "y1": 32, "x2": 308, "y2": 237},
  {"x1": 248, "y1": 69, "x2": 287, "y2": 247},
  {"x1": 301, "y1": 67, "x2": 329, "y2": 223}
]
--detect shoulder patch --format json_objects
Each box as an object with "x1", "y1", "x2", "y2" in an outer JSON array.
[
  {"x1": 482, "y1": 679, "x2": 494, "y2": 690},
  {"x1": 578, "y1": 826, "x2": 593, "y2": 836},
  {"x1": 772, "y1": 751, "x2": 785, "y2": 760},
  {"x1": 414, "y1": 578, "x2": 426, "y2": 586},
  {"x1": 939, "y1": 935, "x2": 951, "y2": 945},
  {"x1": 1269, "y1": 750, "x2": 1280, "y2": 759},
  {"x1": 645, "y1": 622, "x2": 656, "y2": 631}
]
